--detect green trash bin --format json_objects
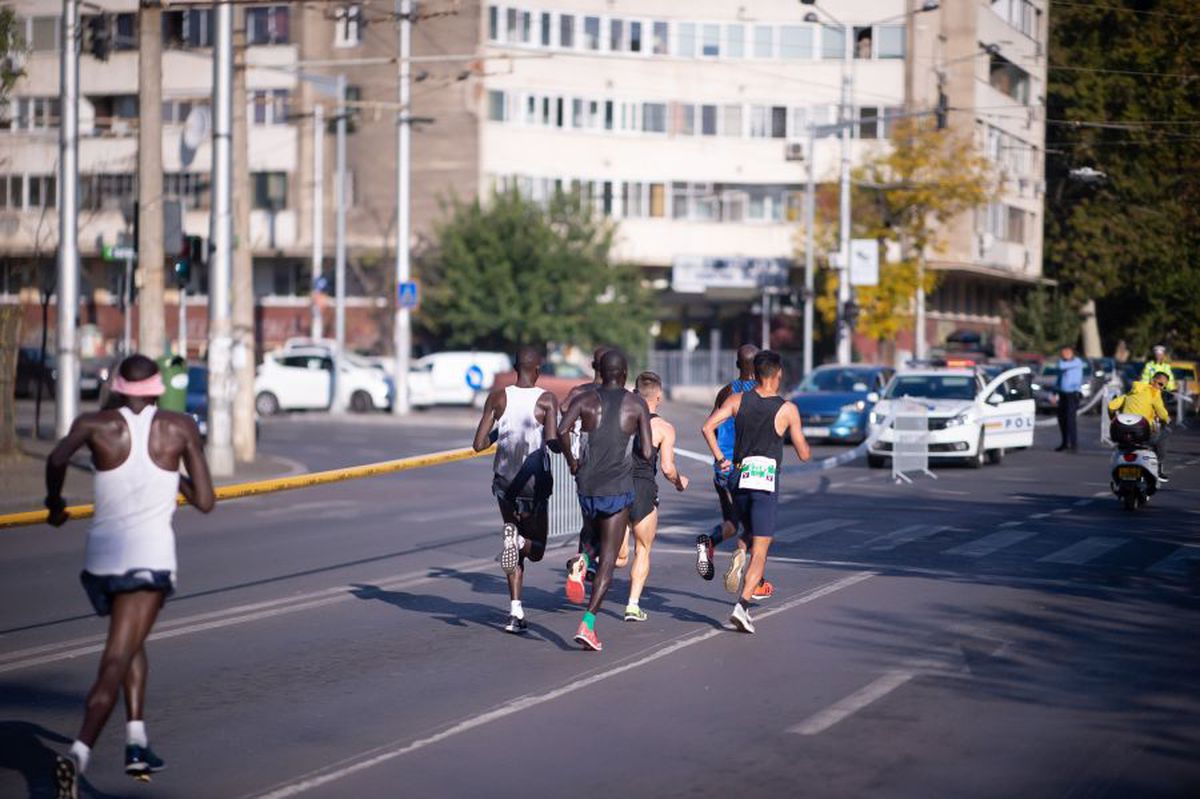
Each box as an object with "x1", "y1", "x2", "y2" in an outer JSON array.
[{"x1": 157, "y1": 355, "x2": 189, "y2": 413}]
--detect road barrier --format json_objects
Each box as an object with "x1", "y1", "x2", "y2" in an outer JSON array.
[
  {"x1": 547, "y1": 452, "x2": 583, "y2": 542},
  {"x1": 891, "y1": 400, "x2": 936, "y2": 484},
  {"x1": 0, "y1": 445, "x2": 493, "y2": 531}
]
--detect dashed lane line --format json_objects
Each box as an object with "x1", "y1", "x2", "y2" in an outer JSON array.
[
  {"x1": 787, "y1": 670, "x2": 915, "y2": 735},
  {"x1": 1038, "y1": 536, "x2": 1128, "y2": 565},
  {"x1": 943, "y1": 530, "x2": 1038, "y2": 558}
]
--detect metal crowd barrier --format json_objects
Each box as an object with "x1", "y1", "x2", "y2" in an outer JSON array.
[
  {"x1": 547, "y1": 451, "x2": 582, "y2": 543},
  {"x1": 891, "y1": 400, "x2": 936, "y2": 483}
]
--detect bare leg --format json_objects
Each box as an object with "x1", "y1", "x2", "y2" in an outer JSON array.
[
  {"x1": 628, "y1": 509, "x2": 658, "y2": 607},
  {"x1": 77, "y1": 590, "x2": 163, "y2": 747},
  {"x1": 739, "y1": 536, "x2": 773, "y2": 604},
  {"x1": 586, "y1": 510, "x2": 629, "y2": 615},
  {"x1": 615, "y1": 528, "x2": 631, "y2": 569},
  {"x1": 122, "y1": 647, "x2": 148, "y2": 722}
]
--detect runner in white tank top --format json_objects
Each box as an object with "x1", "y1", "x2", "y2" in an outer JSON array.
[
  {"x1": 44, "y1": 354, "x2": 214, "y2": 794},
  {"x1": 473, "y1": 347, "x2": 559, "y2": 633}
]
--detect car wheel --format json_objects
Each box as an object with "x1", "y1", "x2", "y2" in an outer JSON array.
[
  {"x1": 867, "y1": 454, "x2": 888, "y2": 469},
  {"x1": 255, "y1": 391, "x2": 281, "y2": 416},
  {"x1": 986, "y1": 447, "x2": 1005, "y2": 465},
  {"x1": 967, "y1": 434, "x2": 985, "y2": 469},
  {"x1": 350, "y1": 390, "x2": 373, "y2": 413}
]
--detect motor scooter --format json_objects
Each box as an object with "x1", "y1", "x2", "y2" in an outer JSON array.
[{"x1": 1109, "y1": 413, "x2": 1159, "y2": 511}]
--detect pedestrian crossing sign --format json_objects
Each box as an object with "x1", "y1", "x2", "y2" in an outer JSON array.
[{"x1": 397, "y1": 281, "x2": 420, "y2": 310}]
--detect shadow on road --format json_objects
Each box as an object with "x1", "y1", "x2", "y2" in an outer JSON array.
[{"x1": 0, "y1": 720, "x2": 123, "y2": 799}]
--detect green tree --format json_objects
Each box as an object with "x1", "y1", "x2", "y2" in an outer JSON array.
[
  {"x1": 0, "y1": 7, "x2": 24, "y2": 102},
  {"x1": 418, "y1": 189, "x2": 653, "y2": 359},
  {"x1": 1046, "y1": 0, "x2": 1200, "y2": 356},
  {"x1": 1010, "y1": 287, "x2": 1079, "y2": 354}
]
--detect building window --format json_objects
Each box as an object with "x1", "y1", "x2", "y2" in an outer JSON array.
[
  {"x1": 701, "y1": 105, "x2": 718, "y2": 136},
  {"x1": 252, "y1": 172, "x2": 288, "y2": 210},
  {"x1": 246, "y1": 6, "x2": 289, "y2": 45},
  {"x1": 676, "y1": 23, "x2": 696, "y2": 57},
  {"x1": 821, "y1": 26, "x2": 844, "y2": 59},
  {"x1": 752, "y1": 25, "x2": 773, "y2": 59},
  {"x1": 750, "y1": 106, "x2": 770, "y2": 138},
  {"x1": 6, "y1": 97, "x2": 61, "y2": 131},
  {"x1": 163, "y1": 9, "x2": 213, "y2": 48},
  {"x1": 721, "y1": 104, "x2": 742, "y2": 136},
  {"x1": 989, "y1": 53, "x2": 1030, "y2": 103},
  {"x1": 164, "y1": 172, "x2": 211, "y2": 210},
  {"x1": 779, "y1": 25, "x2": 812, "y2": 59},
  {"x1": 859, "y1": 106, "x2": 879, "y2": 139},
  {"x1": 80, "y1": 173, "x2": 136, "y2": 211},
  {"x1": 0, "y1": 175, "x2": 22, "y2": 209},
  {"x1": 30, "y1": 16, "x2": 60, "y2": 51},
  {"x1": 487, "y1": 90, "x2": 506, "y2": 122},
  {"x1": 877, "y1": 25, "x2": 905, "y2": 59},
  {"x1": 642, "y1": 102, "x2": 667, "y2": 133},
  {"x1": 583, "y1": 16, "x2": 600, "y2": 50},
  {"x1": 517, "y1": 10, "x2": 531, "y2": 43},
  {"x1": 334, "y1": 5, "x2": 362, "y2": 48},
  {"x1": 771, "y1": 106, "x2": 787, "y2": 138},
  {"x1": 610, "y1": 19, "x2": 625, "y2": 52},
  {"x1": 701, "y1": 24, "x2": 720, "y2": 57},
  {"x1": 251, "y1": 89, "x2": 291, "y2": 125},
  {"x1": 648, "y1": 183, "x2": 666, "y2": 217},
  {"x1": 559, "y1": 14, "x2": 575, "y2": 48},
  {"x1": 540, "y1": 12, "x2": 552, "y2": 46},
  {"x1": 487, "y1": 6, "x2": 499, "y2": 41},
  {"x1": 114, "y1": 13, "x2": 138, "y2": 50},
  {"x1": 725, "y1": 24, "x2": 744, "y2": 58},
  {"x1": 854, "y1": 27, "x2": 873, "y2": 59},
  {"x1": 652, "y1": 21, "x2": 668, "y2": 54},
  {"x1": 629, "y1": 21, "x2": 642, "y2": 52}
]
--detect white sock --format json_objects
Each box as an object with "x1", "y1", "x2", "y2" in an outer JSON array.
[
  {"x1": 627, "y1": 599, "x2": 639, "y2": 610},
  {"x1": 516, "y1": 534, "x2": 526, "y2": 550},
  {"x1": 510, "y1": 600, "x2": 524, "y2": 619},
  {"x1": 127, "y1": 720, "x2": 148, "y2": 747},
  {"x1": 69, "y1": 740, "x2": 91, "y2": 773}
]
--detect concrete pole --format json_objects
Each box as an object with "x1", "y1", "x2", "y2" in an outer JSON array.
[
  {"x1": 232, "y1": 15, "x2": 256, "y2": 462},
  {"x1": 803, "y1": 123, "x2": 816, "y2": 377},
  {"x1": 137, "y1": 2, "x2": 166, "y2": 358},
  {"x1": 392, "y1": 0, "x2": 413, "y2": 415},
  {"x1": 311, "y1": 102, "x2": 324, "y2": 340},
  {"x1": 178, "y1": 285, "x2": 187, "y2": 355},
  {"x1": 1079, "y1": 298, "x2": 1102, "y2": 358},
  {"x1": 760, "y1": 288, "x2": 770, "y2": 350},
  {"x1": 915, "y1": 254, "x2": 927, "y2": 360},
  {"x1": 55, "y1": 0, "x2": 80, "y2": 437},
  {"x1": 333, "y1": 74, "x2": 347, "y2": 413},
  {"x1": 836, "y1": 27, "x2": 853, "y2": 365},
  {"x1": 207, "y1": 0, "x2": 235, "y2": 477},
  {"x1": 122, "y1": 251, "x2": 133, "y2": 355}
]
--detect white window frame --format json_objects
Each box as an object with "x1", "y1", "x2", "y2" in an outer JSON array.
[{"x1": 334, "y1": 5, "x2": 362, "y2": 49}]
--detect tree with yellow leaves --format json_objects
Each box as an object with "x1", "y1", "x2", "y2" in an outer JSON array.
[{"x1": 814, "y1": 118, "x2": 996, "y2": 347}]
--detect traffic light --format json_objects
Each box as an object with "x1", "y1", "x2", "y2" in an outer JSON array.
[
  {"x1": 842, "y1": 300, "x2": 861, "y2": 329},
  {"x1": 173, "y1": 235, "x2": 204, "y2": 288},
  {"x1": 85, "y1": 14, "x2": 112, "y2": 61}
]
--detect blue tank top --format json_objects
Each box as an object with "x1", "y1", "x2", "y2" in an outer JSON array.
[{"x1": 715, "y1": 379, "x2": 757, "y2": 477}]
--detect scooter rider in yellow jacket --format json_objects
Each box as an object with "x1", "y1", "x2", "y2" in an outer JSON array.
[{"x1": 1109, "y1": 371, "x2": 1172, "y2": 481}]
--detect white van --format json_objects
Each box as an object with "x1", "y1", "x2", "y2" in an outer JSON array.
[{"x1": 408, "y1": 351, "x2": 512, "y2": 407}]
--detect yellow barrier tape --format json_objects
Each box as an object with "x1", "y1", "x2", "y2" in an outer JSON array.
[{"x1": 0, "y1": 445, "x2": 494, "y2": 531}]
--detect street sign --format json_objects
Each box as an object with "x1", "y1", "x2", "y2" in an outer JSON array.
[
  {"x1": 465, "y1": 365, "x2": 484, "y2": 390},
  {"x1": 849, "y1": 239, "x2": 880, "y2": 286},
  {"x1": 397, "y1": 280, "x2": 420, "y2": 309},
  {"x1": 102, "y1": 244, "x2": 137, "y2": 262}
]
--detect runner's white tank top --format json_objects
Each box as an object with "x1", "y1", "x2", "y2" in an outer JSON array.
[
  {"x1": 494, "y1": 386, "x2": 546, "y2": 481},
  {"x1": 85, "y1": 406, "x2": 181, "y2": 575}
]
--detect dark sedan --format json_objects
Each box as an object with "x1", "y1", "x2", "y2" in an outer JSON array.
[
  {"x1": 15, "y1": 347, "x2": 111, "y2": 399},
  {"x1": 789, "y1": 364, "x2": 893, "y2": 444}
]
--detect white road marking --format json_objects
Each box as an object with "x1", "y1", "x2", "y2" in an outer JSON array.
[
  {"x1": 862, "y1": 524, "x2": 947, "y2": 552},
  {"x1": 1092, "y1": 490, "x2": 1110, "y2": 497},
  {"x1": 1073, "y1": 499, "x2": 1093, "y2": 507},
  {"x1": 997, "y1": 521, "x2": 1022, "y2": 528},
  {"x1": 1027, "y1": 513, "x2": 1050, "y2": 520},
  {"x1": 1147, "y1": 545, "x2": 1200, "y2": 576},
  {"x1": 0, "y1": 557, "x2": 497, "y2": 674},
  {"x1": 787, "y1": 670, "x2": 915, "y2": 735},
  {"x1": 1049, "y1": 508, "x2": 1071, "y2": 515},
  {"x1": 253, "y1": 500, "x2": 363, "y2": 519},
  {"x1": 776, "y1": 518, "x2": 858, "y2": 540},
  {"x1": 411, "y1": 507, "x2": 494, "y2": 523},
  {"x1": 1038, "y1": 536, "x2": 1128, "y2": 565},
  {"x1": 673, "y1": 447, "x2": 715, "y2": 464},
  {"x1": 943, "y1": 530, "x2": 1037, "y2": 558},
  {"x1": 249, "y1": 570, "x2": 878, "y2": 798}
]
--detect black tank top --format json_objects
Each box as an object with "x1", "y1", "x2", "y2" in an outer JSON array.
[
  {"x1": 577, "y1": 387, "x2": 635, "y2": 496},
  {"x1": 632, "y1": 413, "x2": 660, "y2": 482},
  {"x1": 733, "y1": 390, "x2": 786, "y2": 466}
]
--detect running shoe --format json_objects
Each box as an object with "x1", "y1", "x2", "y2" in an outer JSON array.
[
  {"x1": 54, "y1": 754, "x2": 78, "y2": 799},
  {"x1": 499, "y1": 523, "x2": 520, "y2": 575},
  {"x1": 730, "y1": 603, "x2": 756, "y2": 634},
  {"x1": 624, "y1": 605, "x2": 648, "y2": 622},
  {"x1": 696, "y1": 532, "x2": 716, "y2": 581},
  {"x1": 565, "y1": 555, "x2": 587, "y2": 604},
  {"x1": 504, "y1": 615, "x2": 528, "y2": 634},
  {"x1": 751, "y1": 579, "x2": 775, "y2": 601},
  {"x1": 574, "y1": 621, "x2": 603, "y2": 651},
  {"x1": 125, "y1": 744, "x2": 165, "y2": 776},
  {"x1": 723, "y1": 547, "x2": 747, "y2": 594}
]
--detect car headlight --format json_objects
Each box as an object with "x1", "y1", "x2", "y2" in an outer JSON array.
[
  {"x1": 841, "y1": 400, "x2": 867, "y2": 413},
  {"x1": 944, "y1": 412, "x2": 972, "y2": 428},
  {"x1": 1031, "y1": 383, "x2": 1041, "y2": 391},
  {"x1": 99, "y1": 367, "x2": 110, "y2": 381},
  {"x1": 868, "y1": 411, "x2": 879, "y2": 425}
]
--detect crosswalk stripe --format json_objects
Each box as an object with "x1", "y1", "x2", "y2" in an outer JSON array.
[
  {"x1": 943, "y1": 530, "x2": 1036, "y2": 558},
  {"x1": 863, "y1": 524, "x2": 948, "y2": 552},
  {"x1": 1147, "y1": 545, "x2": 1200, "y2": 576},
  {"x1": 776, "y1": 518, "x2": 857, "y2": 540},
  {"x1": 1038, "y1": 536, "x2": 1128, "y2": 565}
]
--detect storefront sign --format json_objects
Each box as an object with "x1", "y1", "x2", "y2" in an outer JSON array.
[{"x1": 671, "y1": 256, "x2": 791, "y2": 294}]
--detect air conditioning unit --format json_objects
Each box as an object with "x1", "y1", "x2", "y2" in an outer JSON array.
[{"x1": 784, "y1": 141, "x2": 805, "y2": 162}]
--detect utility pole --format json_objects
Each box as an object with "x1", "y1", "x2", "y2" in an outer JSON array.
[
  {"x1": 232, "y1": 13, "x2": 256, "y2": 461},
  {"x1": 56, "y1": 0, "x2": 80, "y2": 436},
  {"x1": 207, "y1": 0, "x2": 235, "y2": 477},
  {"x1": 836, "y1": 35, "x2": 854, "y2": 365},
  {"x1": 311, "y1": 102, "x2": 324, "y2": 340},
  {"x1": 803, "y1": 123, "x2": 817, "y2": 377},
  {"x1": 332, "y1": 74, "x2": 347, "y2": 413},
  {"x1": 137, "y1": 1, "x2": 166, "y2": 357},
  {"x1": 392, "y1": 0, "x2": 413, "y2": 415}
]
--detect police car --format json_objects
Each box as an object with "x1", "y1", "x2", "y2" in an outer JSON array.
[{"x1": 866, "y1": 363, "x2": 1035, "y2": 468}]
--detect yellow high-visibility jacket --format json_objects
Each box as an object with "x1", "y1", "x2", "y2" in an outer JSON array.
[
  {"x1": 1140, "y1": 360, "x2": 1176, "y2": 391},
  {"x1": 1109, "y1": 381, "x2": 1169, "y2": 428}
]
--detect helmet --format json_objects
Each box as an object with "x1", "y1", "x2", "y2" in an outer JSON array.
[{"x1": 1152, "y1": 344, "x2": 1166, "y2": 355}]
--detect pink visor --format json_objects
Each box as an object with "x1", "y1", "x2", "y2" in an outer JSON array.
[{"x1": 112, "y1": 373, "x2": 165, "y2": 397}]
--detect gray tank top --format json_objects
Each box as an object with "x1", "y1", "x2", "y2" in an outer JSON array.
[{"x1": 576, "y1": 387, "x2": 634, "y2": 497}]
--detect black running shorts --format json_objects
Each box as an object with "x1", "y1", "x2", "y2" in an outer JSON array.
[{"x1": 80, "y1": 569, "x2": 175, "y2": 617}]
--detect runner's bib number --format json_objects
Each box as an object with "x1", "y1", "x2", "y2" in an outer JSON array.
[{"x1": 738, "y1": 456, "x2": 778, "y2": 492}]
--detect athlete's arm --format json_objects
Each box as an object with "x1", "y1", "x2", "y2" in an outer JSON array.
[
  {"x1": 701, "y1": 393, "x2": 742, "y2": 470},
  {"x1": 44, "y1": 416, "x2": 93, "y2": 526},
  {"x1": 471, "y1": 389, "x2": 505, "y2": 452},
  {"x1": 178, "y1": 416, "x2": 216, "y2": 512},
  {"x1": 633, "y1": 394, "x2": 654, "y2": 462},
  {"x1": 657, "y1": 420, "x2": 688, "y2": 492},
  {"x1": 781, "y1": 402, "x2": 811, "y2": 462},
  {"x1": 537, "y1": 391, "x2": 562, "y2": 452},
  {"x1": 558, "y1": 394, "x2": 586, "y2": 474}
]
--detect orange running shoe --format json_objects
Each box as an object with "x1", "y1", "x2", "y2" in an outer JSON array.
[
  {"x1": 565, "y1": 554, "x2": 588, "y2": 604},
  {"x1": 574, "y1": 621, "x2": 602, "y2": 651},
  {"x1": 751, "y1": 579, "x2": 775, "y2": 601}
]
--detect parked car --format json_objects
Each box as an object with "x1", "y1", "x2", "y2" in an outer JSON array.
[
  {"x1": 867, "y1": 366, "x2": 1035, "y2": 468},
  {"x1": 483, "y1": 361, "x2": 590, "y2": 405},
  {"x1": 788, "y1": 364, "x2": 892, "y2": 444},
  {"x1": 254, "y1": 346, "x2": 393, "y2": 415},
  {"x1": 408, "y1": 351, "x2": 512, "y2": 408},
  {"x1": 15, "y1": 347, "x2": 111, "y2": 399},
  {"x1": 1170, "y1": 360, "x2": 1198, "y2": 415},
  {"x1": 1031, "y1": 363, "x2": 1097, "y2": 413},
  {"x1": 186, "y1": 365, "x2": 262, "y2": 438}
]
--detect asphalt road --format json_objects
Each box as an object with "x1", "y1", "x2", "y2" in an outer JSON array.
[{"x1": 2, "y1": 403, "x2": 1199, "y2": 798}]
